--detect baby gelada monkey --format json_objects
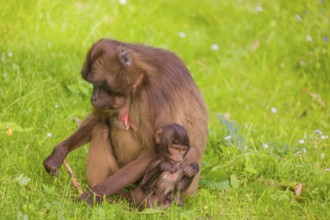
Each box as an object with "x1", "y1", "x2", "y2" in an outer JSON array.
[{"x1": 131, "y1": 123, "x2": 199, "y2": 209}]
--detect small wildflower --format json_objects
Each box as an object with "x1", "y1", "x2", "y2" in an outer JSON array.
[
  {"x1": 224, "y1": 135, "x2": 232, "y2": 141},
  {"x1": 47, "y1": 133, "x2": 52, "y2": 138},
  {"x1": 306, "y1": 35, "x2": 312, "y2": 42},
  {"x1": 315, "y1": 129, "x2": 323, "y2": 135},
  {"x1": 302, "y1": 148, "x2": 307, "y2": 154},
  {"x1": 3, "y1": 72, "x2": 7, "y2": 78},
  {"x1": 295, "y1": 14, "x2": 302, "y2": 22},
  {"x1": 256, "y1": 6, "x2": 263, "y2": 12},
  {"x1": 321, "y1": 135, "x2": 328, "y2": 140},
  {"x1": 8, "y1": 52, "x2": 13, "y2": 57},
  {"x1": 324, "y1": 37, "x2": 328, "y2": 43},
  {"x1": 16, "y1": 174, "x2": 31, "y2": 186},
  {"x1": 55, "y1": 104, "x2": 59, "y2": 109},
  {"x1": 178, "y1": 32, "x2": 186, "y2": 38},
  {"x1": 298, "y1": 139, "x2": 305, "y2": 144},
  {"x1": 118, "y1": 0, "x2": 127, "y2": 5},
  {"x1": 6, "y1": 129, "x2": 13, "y2": 136},
  {"x1": 299, "y1": 60, "x2": 306, "y2": 66},
  {"x1": 263, "y1": 144, "x2": 269, "y2": 149},
  {"x1": 321, "y1": 153, "x2": 325, "y2": 159},
  {"x1": 271, "y1": 107, "x2": 277, "y2": 114},
  {"x1": 210, "y1": 44, "x2": 219, "y2": 51}
]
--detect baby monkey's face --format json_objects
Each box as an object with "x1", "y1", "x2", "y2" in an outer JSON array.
[{"x1": 168, "y1": 144, "x2": 189, "y2": 163}]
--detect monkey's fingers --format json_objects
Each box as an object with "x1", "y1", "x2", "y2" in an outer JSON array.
[
  {"x1": 43, "y1": 157, "x2": 62, "y2": 176},
  {"x1": 79, "y1": 189, "x2": 104, "y2": 205},
  {"x1": 183, "y1": 167, "x2": 196, "y2": 177}
]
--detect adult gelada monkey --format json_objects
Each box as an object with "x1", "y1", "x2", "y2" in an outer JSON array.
[
  {"x1": 131, "y1": 124, "x2": 199, "y2": 209},
  {"x1": 43, "y1": 39, "x2": 208, "y2": 204}
]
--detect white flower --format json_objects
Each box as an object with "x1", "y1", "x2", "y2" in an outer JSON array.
[
  {"x1": 224, "y1": 135, "x2": 232, "y2": 141},
  {"x1": 47, "y1": 133, "x2": 52, "y2": 138},
  {"x1": 256, "y1": 6, "x2": 263, "y2": 12},
  {"x1": 315, "y1": 129, "x2": 323, "y2": 135},
  {"x1": 306, "y1": 35, "x2": 312, "y2": 42},
  {"x1": 302, "y1": 148, "x2": 307, "y2": 154},
  {"x1": 8, "y1": 52, "x2": 12, "y2": 57},
  {"x1": 299, "y1": 60, "x2": 306, "y2": 66},
  {"x1": 295, "y1": 14, "x2": 302, "y2": 22},
  {"x1": 321, "y1": 153, "x2": 325, "y2": 159},
  {"x1": 298, "y1": 139, "x2": 305, "y2": 144},
  {"x1": 118, "y1": 0, "x2": 127, "y2": 5},
  {"x1": 3, "y1": 72, "x2": 7, "y2": 77},
  {"x1": 210, "y1": 44, "x2": 219, "y2": 51},
  {"x1": 321, "y1": 135, "x2": 328, "y2": 140},
  {"x1": 263, "y1": 144, "x2": 269, "y2": 149},
  {"x1": 271, "y1": 107, "x2": 277, "y2": 114},
  {"x1": 54, "y1": 104, "x2": 59, "y2": 109},
  {"x1": 178, "y1": 32, "x2": 186, "y2": 38}
]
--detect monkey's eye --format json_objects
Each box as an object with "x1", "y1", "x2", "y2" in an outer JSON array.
[{"x1": 173, "y1": 140, "x2": 179, "y2": 144}]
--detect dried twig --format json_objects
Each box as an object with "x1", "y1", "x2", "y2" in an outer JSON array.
[
  {"x1": 63, "y1": 159, "x2": 83, "y2": 195},
  {"x1": 302, "y1": 87, "x2": 326, "y2": 107},
  {"x1": 258, "y1": 178, "x2": 304, "y2": 196}
]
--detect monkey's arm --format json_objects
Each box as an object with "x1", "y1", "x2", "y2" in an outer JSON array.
[
  {"x1": 176, "y1": 162, "x2": 199, "y2": 191},
  {"x1": 43, "y1": 114, "x2": 99, "y2": 176}
]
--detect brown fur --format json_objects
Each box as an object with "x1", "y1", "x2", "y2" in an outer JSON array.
[{"x1": 43, "y1": 39, "x2": 208, "y2": 204}]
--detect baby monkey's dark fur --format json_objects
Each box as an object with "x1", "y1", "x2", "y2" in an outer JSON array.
[{"x1": 130, "y1": 124, "x2": 199, "y2": 209}]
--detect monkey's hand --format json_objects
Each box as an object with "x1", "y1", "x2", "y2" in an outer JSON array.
[
  {"x1": 183, "y1": 162, "x2": 199, "y2": 177},
  {"x1": 79, "y1": 189, "x2": 104, "y2": 205},
  {"x1": 160, "y1": 162, "x2": 177, "y2": 174},
  {"x1": 43, "y1": 145, "x2": 68, "y2": 176}
]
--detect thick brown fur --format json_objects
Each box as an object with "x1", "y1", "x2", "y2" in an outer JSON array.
[{"x1": 43, "y1": 39, "x2": 208, "y2": 204}]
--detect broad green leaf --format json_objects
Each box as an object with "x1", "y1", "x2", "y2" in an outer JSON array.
[{"x1": 230, "y1": 174, "x2": 240, "y2": 189}]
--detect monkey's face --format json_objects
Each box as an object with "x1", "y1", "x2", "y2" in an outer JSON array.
[
  {"x1": 81, "y1": 40, "x2": 143, "y2": 111},
  {"x1": 168, "y1": 144, "x2": 189, "y2": 163},
  {"x1": 156, "y1": 124, "x2": 190, "y2": 163}
]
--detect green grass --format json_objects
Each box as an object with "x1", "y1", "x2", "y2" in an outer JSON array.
[{"x1": 1, "y1": 0, "x2": 329, "y2": 219}]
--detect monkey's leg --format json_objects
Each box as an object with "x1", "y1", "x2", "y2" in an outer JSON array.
[
  {"x1": 87, "y1": 122, "x2": 119, "y2": 187},
  {"x1": 80, "y1": 152, "x2": 152, "y2": 204}
]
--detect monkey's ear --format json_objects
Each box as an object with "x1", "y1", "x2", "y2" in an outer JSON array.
[
  {"x1": 119, "y1": 48, "x2": 132, "y2": 66},
  {"x1": 155, "y1": 128, "x2": 163, "y2": 144},
  {"x1": 81, "y1": 46, "x2": 93, "y2": 80}
]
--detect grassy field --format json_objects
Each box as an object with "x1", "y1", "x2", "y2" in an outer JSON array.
[{"x1": 1, "y1": 0, "x2": 329, "y2": 219}]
